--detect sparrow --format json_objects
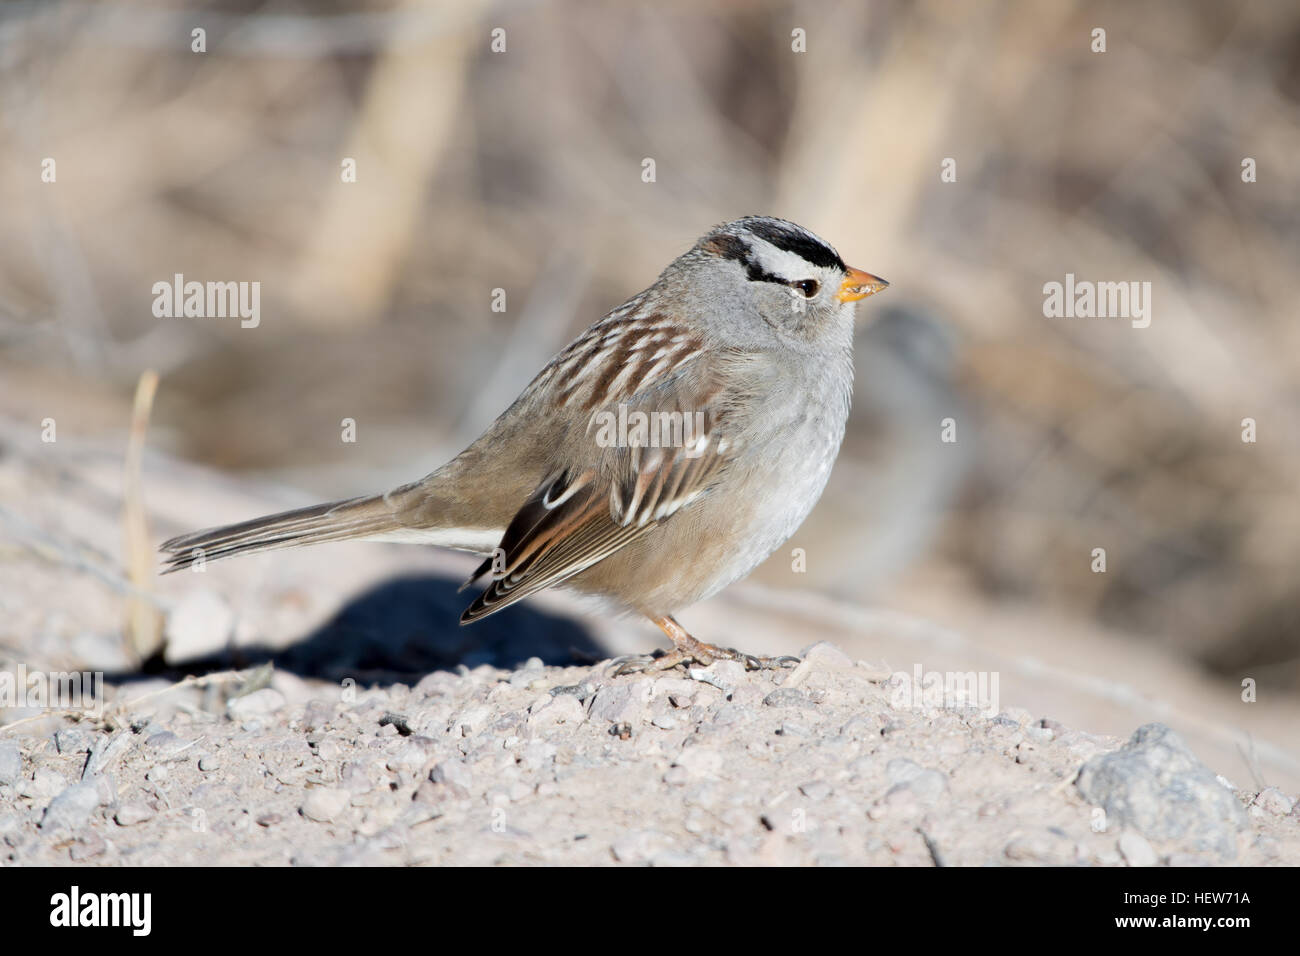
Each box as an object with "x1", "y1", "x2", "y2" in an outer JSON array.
[{"x1": 161, "y1": 217, "x2": 888, "y2": 671}]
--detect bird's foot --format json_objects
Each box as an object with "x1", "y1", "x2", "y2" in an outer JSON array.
[{"x1": 611, "y1": 616, "x2": 800, "y2": 675}]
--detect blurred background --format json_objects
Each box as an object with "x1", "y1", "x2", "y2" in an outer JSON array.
[{"x1": 1, "y1": 2, "x2": 1297, "y2": 778}]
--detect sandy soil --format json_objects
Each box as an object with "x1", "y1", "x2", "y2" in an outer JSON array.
[{"x1": 0, "y1": 419, "x2": 1296, "y2": 865}]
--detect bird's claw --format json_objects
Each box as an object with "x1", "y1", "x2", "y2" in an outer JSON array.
[
  {"x1": 740, "y1": 653, "x2": 801, "y2": 671},
  {"x1": 609, "y1": 645, "x2": 801, "y2": 676}
]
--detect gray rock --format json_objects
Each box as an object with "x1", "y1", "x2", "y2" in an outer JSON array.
[
  {"x1": 1118, "y1": 830, "x2": 1157, "y2": 867},
  {"x1": 839, "y1": 714, "x2": 878, "y2": 738},
  {"x1": 518, "y1": 741, "x2": 557, "y2": 772},
  {"x1": 885, "y1": 758, "x2": 948, "y2": 805},
  {"x1": 340, "y1": 759, "x2": 379, "y2": 794},
  {"x1": 527, "y1": 693, "x2": 585, "y2": 730},
  {"x1": 800, "y1": 641, "x2": 855, "y2": 670},
  {"x1": 198, "y1": 754, "x2": 221, "y2": 772},
  {"x1": 590, "y1": 681, "x2": 650, "y2": 725},
  {"x1": 301, "y1": 787, "x2": 351, "y2": 823},
  {"x1": 70, "y1": 832, "x2": 107, "y2": 861},
  {"x1": 0, "y1": 744, "x2": 21, "y2": 786},
  {"x1": 1252, "y1": 834, "x2": 1282, "y2": 859},
  {"x1": 611, "y1": 829, "x2": 672, "y2": 864},
  {"x1": 430, "y1": 759, "x2": 473, "y2": 797},
  {"x1": 23, "y1": 767, "x2": 68, "y2": 799},
  {"x1": 1004, "y1": 829, "x2": 1077, "y2": 865},
  {"x1": 651, "y1": 677, "x2": 697, "y2": 707},
  {"x1": 385, "y1": 740, "x2": 432, "y2": 774},
  {"x1": 448, "y1": 705, "x2": 493, "y2": 737},
  {"x1": 92, "y1": 773, "x2": 117, "y2": 807},
  {"x1": 689, "y1": 660, "x2": 745, "y2": 694},
  {"x1": 83, "y1": 732, "x2": 135, "y2": 778},
  {"x1": 228, "y1": 688, "x2": 286, "y2": 717},
  {"x1": 508, "y1": 658, "x2": 546, "y2": 688},
  {"x1": 1250, "y1": 787, "x2": 1294, "y2": 817},
  {"x1": 1075, "y1": 723, "x2": 1247, "y2": 859},
  {"x1": 763, "y1": 687, "x2": 813, "y2": 709},
  {"x1": 799, "y1": 780, "x2": 832, "y2": 801},
  {"x1": 314, "y1": 738, "x2": 343, "y2": 763},
  {"x1": 549, "y1": 681, "x2": 596, "y2": 702},
  {"x1": 40, "y1": 782, "x2": 100, "y2": 832},
  {"x1": 0, "y1": 812, "x2": 22, "y2": 851},
  {"x1": 302, "y1": 701, "x2": 336, "y2": 732},
  {"x1": 1015, "y1": 739, "x2": 1042, "y2": 766},
  {"x1": 672, "y1": 746, "x2": 723, "y2": 779},
  {"x1": 114, "y1": 803, "x2": 155, "y2": 827},
  {"x1": 144, "y1": 730, "x2": 181, "y2": 750},
  {"x1": 54, "y1": 728, "x2": 93, "y2": 754},
  {"x1": 709, "y1": 704, "x2": 743, "y2": 729},
  {"x1": 710, "y1": 661, "x2": 747, "y2": 685}
]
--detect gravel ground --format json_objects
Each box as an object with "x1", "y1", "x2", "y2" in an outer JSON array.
[
  {"x1": 1, "y1": 641, "x2": 1294, "y2": 866},
  {"x1": 2, "y1": 422, "x2": 1296, "y2": 866}
]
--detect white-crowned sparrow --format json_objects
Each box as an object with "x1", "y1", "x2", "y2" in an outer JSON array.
[{"x1": 161, "y1": 217, "x2": 888, "y2": 671}]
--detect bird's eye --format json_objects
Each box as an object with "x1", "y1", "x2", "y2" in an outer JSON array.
[{"x1": 793, "y1": 279, "x2": 820, "y2": 298}]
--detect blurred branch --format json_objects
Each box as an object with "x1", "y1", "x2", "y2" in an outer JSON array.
[{"x1": 289, "y1": 0, "x2": 486, "y2": 325}]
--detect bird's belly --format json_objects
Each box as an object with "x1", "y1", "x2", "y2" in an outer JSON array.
[
  {"x1": 579, "y1": 410, "x2": 846, "y2": 615},
  {"x1": 692, "y1": 426, "x2": 843, "y2": 598}
]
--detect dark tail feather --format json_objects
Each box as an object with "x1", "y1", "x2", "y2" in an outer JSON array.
[{"x1": 159, "y1": 494, "x2": 401, "y2": 573}]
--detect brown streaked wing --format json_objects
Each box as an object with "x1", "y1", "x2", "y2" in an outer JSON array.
[{"x1": 460, "y1": 401, "x2": 733, "y2": 624}]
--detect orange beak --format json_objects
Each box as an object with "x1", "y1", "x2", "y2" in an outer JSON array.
[{"x1": 836, "y1": 266, "x2": 889, "y2": 303}]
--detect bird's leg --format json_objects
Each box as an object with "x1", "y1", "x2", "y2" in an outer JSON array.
[{"x1": 613, "y1": 615, "x2": 800, "y2": 675}]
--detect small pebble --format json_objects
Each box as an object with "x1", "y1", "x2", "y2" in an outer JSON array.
[
  {"x1": 301, "y1": 788, "x2": 351, "y2": 823},
  {"x1": 763, "y1": 688, "x2": 812, "y2": 709},
  {"x1": 228, "y1": 688, "x2": 287, "y2": 717},
  {"x1": 114, "y1": 804, "x2": 155, "y2": 827},
  {"x1": 0, "y1": 745, "x2": 22, "y2": 787},
  {"x1": 800, "y1": 642, "x2": 855, "y2": 669},
  {"x1": 70, "y1": 832, "x2": 107, "y2": 861},
  {"x1": 40, "y1": 782, "x2": 100, "y2": 833},
  {"x1": 527, "y1": 694, "x2": 585, "y2": 730},
  {"x1": 23, "y1": 767, "x2": 68, "y2": 799},
  {"x1": 54, "y1": 728, "x2": 93, "y2": 754},
  {"x1": 429, "y1": 759, "x2": 473, "y2": 798},
  {"x1": 799, "y1": 780, "x2": 832, "y2": 801},
  {"x1": 1118, "y1": 830, "x2": 1157, "y2": 867},
  {"x1": 1252, "y1": 788, "x2": 1294, "y2": 817}
]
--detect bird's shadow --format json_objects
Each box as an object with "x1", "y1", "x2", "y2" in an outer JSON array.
[{"x1": 112, "y1": 573, "x2": 605, "y2": 687}]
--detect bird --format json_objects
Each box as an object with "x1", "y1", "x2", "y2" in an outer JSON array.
[{"x1": 160, "y1": 216, "x2": 888, "y2": 672}]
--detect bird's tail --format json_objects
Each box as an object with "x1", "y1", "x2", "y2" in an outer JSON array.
[{"x1": 159, "y1": 492, "x2": 409, "y2": 573}]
